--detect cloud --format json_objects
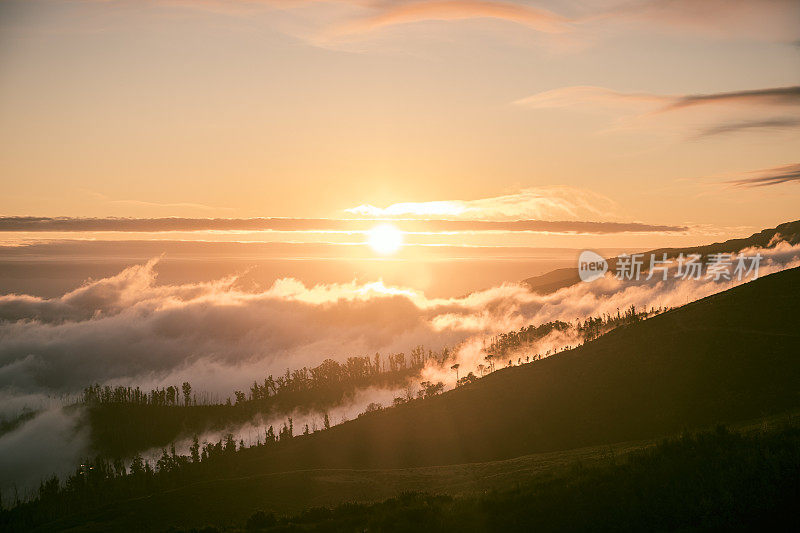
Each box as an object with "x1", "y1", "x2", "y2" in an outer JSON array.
[
  {"x1": 515, "y1": 85, "x2": 800, "y2": 114},
  {"x1": 657, "y1": 86, "x2": 800, "y2": 113},
  {"x1": 345, "y1": 186, "x2": 621, "y2": 222},
  {"x1": 0, "y1": 405, "x2": 88, "y2": 497},
  {"x1": 724, "y1": 163, "x2": 800, "y2": 188},
  {"x1": 58, "y1": 0, "x2": 800, "y2": 49},
  {"x1": 0, "y1": 214, "x2": 688, "y2": 234},
  {"x1": 514, "y1": 86, "x2": 670, "y2": 110},
  {"x1": 329, "y1": 0, "x2": 571, "y2": 38},
  {"x1": 515, "y1": 85, "x2": 800, "y2": 138},
  {"x1": 1, "y1": 244, "x2": 798, "y2": 402},
  {"x1": 610, "y1": 0, "x2": 800, "y2": 43},
  {"x1": 692, "y1": 118, "x2": 800, "y2": 139}
]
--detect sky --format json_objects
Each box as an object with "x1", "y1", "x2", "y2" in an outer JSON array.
[{"x1": 0, "y1": 0, "x2": 799, "y2": 287}]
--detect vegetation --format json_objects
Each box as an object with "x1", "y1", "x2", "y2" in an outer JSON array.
[
  {"x1": 3, "y1": 423, "x2": 798, "y2": 531},
  {"x1": 226, "y1": 424, "x2": 800, "y2": 532},
  {"x1": 79, "y1": 349, "x2": 445, "y2": 457},
  {"x1": 79, "y1": 305, "x2": 660, "y2": 457},
  {"x1": 484, "y1": 304, "x2": 665, "y2": 361}
]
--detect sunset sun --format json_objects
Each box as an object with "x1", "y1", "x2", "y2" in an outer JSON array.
[{"x1": 367, "y1": 223, "x2": 404, "y2": 255}]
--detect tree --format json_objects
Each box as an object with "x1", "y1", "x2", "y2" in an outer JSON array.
[
  {"x1": 166, "y1": 385, "x2": 177, "y2": 405},
  {"x1": 364, "y1": 402, "x2": 382, "y2": 413},
  {"x1": 130, "y1": 454, "x2": 145, "y2": 476},
  {"x1": 234, "y1": 390, "x2": 246, "y2": 405},
  {"x1": 182, "y1": 382, "x2": 192, "y2": 406},
  {"x1": 457, "y1": 372, "x2": 477, "y2": 387},
  {"x1": 323, "y1": 412, "x2": 331, "y2": 430},
  {"x1": 190, "y1": 435, "x2": 200, "y2": 463},
  {"x1": 224, "y1": 434, "x2": 236, "y2": 455},
  {"x1": 451, "y1": 363, "x2": 460, "y2": 381}
]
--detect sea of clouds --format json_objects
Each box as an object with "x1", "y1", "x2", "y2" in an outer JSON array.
[{"x1": 1, "y1": 241, "x2": 799, "y2": 497}]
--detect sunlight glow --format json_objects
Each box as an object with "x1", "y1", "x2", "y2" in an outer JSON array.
[{"x1": 367, "y1": 224, "x2": 404, "y2": 255}]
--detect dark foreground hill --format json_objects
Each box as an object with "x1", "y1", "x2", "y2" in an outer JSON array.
[
  {"x1": 229, "y1": 424, "x2": 800, "y2": 532},
  {"x1": 523, "y1": 219, "x2": 800, "y2": 294}
]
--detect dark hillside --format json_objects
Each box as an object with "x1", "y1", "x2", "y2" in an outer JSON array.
[{"x1": 230, "y1": 265, "x2": 800, "y2": 474}]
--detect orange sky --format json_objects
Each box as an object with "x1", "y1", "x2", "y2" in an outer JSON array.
[{"x1": 0, "y1": 0, "x2": 798, "y2": 253}]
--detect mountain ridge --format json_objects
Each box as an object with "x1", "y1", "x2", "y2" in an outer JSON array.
[{"x1": 522, "y1": 219, "x2": 800, "y2": 294}]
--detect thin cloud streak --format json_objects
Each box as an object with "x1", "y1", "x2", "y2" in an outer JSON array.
[
  {"x1": 658, "y1": 86, "x2": 800, "y2": 113},
  {"x1": 346, "y1": 187, "x2": 621, "y2": 221},
  {"x1": 0, "y1": 217, "x2": 688, "y2": 234},
  {"x1": 515, "y1": 85, "x2": 800, "y2": 114},
  {"x1": 692, "y1": 118, "x2": 800, "y2": 139},
  {"x1": 725, "y1": 163, "x2": 800, "y2": 188},
  {"x1": 329, "y1": 0, "x2": 571, "y2": 38}
]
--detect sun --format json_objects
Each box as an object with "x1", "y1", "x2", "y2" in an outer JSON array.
[{"x1": 367, "y1": 223, "x2": 404, "y2": 255}]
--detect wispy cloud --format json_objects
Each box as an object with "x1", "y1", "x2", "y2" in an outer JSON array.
[
  {"x1": 610, "y1": 0, "x2": 800, "y2": 43},
  {"x1": 725, "y1": 163, "x2": 800, "y2": 188},
  {"x1": 515, "y1": 85, "x2": 800, "y2": 138},
  {"x1": 515, "y1": 85, "x2": 800, "y2": 114},
  {"x1": 692, "y1": 118, "x2": 800, "y2": 139},
  {"x1": 328, "y1": 0, "x2": 571, "y2": 39},
  {"x1": 657, "y1": 86, "x2": 800, "y2": 113},
  {"x1": 346, "y1": 186, "x2": 620, "y2": 221}
]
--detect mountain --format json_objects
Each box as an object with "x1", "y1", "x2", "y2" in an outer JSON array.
[{"x1": 523, "y1": 219, "x2": 800, "y2": 294}]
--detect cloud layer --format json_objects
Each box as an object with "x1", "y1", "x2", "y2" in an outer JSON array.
[
  {"x1": 1, "y1": 242, "x2": 799, "y2": 495},
  {"x1": 2, "y1": 243, "x2": 799, "y2": 401}
]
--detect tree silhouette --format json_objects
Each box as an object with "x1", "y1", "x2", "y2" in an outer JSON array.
[
  {"x1": 450, "y1": 363, "x2": 460, "y2": 381},
  {"x1": 182, "y1": 382, "x2": 192, "y2": 406}
]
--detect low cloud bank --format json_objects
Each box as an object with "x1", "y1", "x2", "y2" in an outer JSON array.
[
  {"x1": 0, "y1": 215, "x2": 685, "y2": 234},
  {"x1": 1, "y1": 244, "x2": 799, "y2": 400}
]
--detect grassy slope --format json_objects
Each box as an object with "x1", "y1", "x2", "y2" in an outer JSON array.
[
  {"x1": 36, "y1": 266, "x2": 800, "y2": 531},
  {"x1": 241, "y1": 265, "x2": 800, "y2": 472},
  {"x1": 38, "y1": 414, "x2": 800, "y2": 532},
  {"x1": 237, "y1": 423, "x2": 800, "y2": 532}
]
